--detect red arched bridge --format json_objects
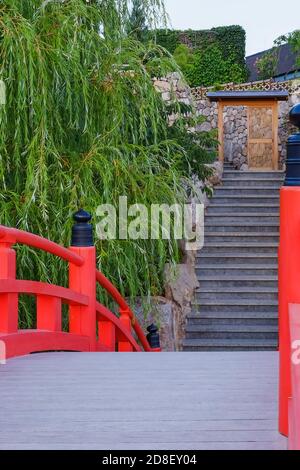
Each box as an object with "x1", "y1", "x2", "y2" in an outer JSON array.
[
  {"x1": 0, "y1": 211, "x2": 160, "y2": 358},
  {"x1": 0, "y1": 208, "x2": 299, "y2": 450}
]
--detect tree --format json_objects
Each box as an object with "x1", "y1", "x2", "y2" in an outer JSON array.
[
  {"x1": 182, "y1": 44, "x2": 247, "y2": 87},
  {"x1": 173, "y1": 44, "x2": 195, "y2": 72},
  {"x1": 256, "y1": 32, "x2": 300, "y2": 80},
  {"x1": 0, "y1": 0, "x2": 213, "y2": 327},
  {"x1": 256, "y1": 47, "x2": 279, "y2": 80},
  {"x1": 127, "y1": 0, "x2": 148, "y2": 41},
  {"x1": 286, "y1": 30, "x2": 300, "y2": 68}
]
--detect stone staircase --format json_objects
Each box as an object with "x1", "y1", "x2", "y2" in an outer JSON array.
[{"x1": 183, "y1": 162, "x2": 284, "y2": 351}]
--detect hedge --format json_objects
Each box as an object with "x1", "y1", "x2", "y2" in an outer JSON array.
[
  {"x1": 152, "y1": 25, "x2": 246, "y2": 68},
  {"x1": 149, "y1": 25, "x2": 248, "y2": 85}
]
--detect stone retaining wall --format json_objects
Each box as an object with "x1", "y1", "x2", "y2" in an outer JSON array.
[{"x1": 154, "y1": 74, "x2": 300, "y2": 169}]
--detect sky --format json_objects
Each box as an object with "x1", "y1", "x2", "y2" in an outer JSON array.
[{"x1": 164, "y1": 0, "x2": 299, "y2": 56}]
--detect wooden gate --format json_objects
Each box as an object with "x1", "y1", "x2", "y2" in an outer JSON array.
[
  {"x1": 217, "y1": 99, "x2": 279, "y2": 170},
  {"x1": 247, "y1": 102, "x2": 278, "y2": 170}
]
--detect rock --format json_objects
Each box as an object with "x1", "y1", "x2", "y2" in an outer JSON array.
[
  {"x1": 154, "y1": 80, "x2": 171, "y2": 92},
  {"x1": 167, "y1": 71, "x2": 181, "y2": 80},
  {"x1": 202, "y1": 108, "x2": 210, "y2": 116},
  {"x1": 179, "y1": 97, "x2": 191, "y2": 105},
  {"x1": 206, "y1": 160, "x2": 223, "y2": 186},
  {"x1": 164, "y1": 263, "x2": 200, "y2": 350},
  {"x1": 177, "y1": 79, "x2": 187, "y2": 92},
  {"x1": 240, "y1": 163, "x2": 249, "y2": 171},
  {"x1": 198, "y1": 121, "x2": 211, "y2": 132},
  {"x1": 133, "y1": 296, "x2": 179, "y2": 352}
]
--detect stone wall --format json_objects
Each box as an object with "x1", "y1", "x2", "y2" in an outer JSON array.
[
  {"x1": 194, "y1": 91, "x2": 300, "y2": 170},
  {"x1": 223, "y1": 106, "x2": 248, "y2": 169},
  {"x1": 154, "y1": 72, "x2": 194, "y2": 108},
  {"x1": 278, "y1": 91, "x2": 300, "y2": 167},
  {"x1": 155, "y1": 74, "x2": 300, "y2": 170}
]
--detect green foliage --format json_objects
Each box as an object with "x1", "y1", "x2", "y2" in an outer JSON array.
[
  {"x1": 256, "y1": 31, "x2": 300, "y2": 80},
  {"x1": 0, "y1": 0, "x2": 214, "y2": 327},
  {"x1": 127, "y1": 0, "x2": 148, "y2": 41},
  {"x1": 166, "y1": 107, "x2": 217, "y2": 178},
  {"x1": 153, "y1": 26, "x2": 248, "y2": 86},
  {"x1": 256, "y1": 48, "x2": 279, "y2": 80},
  {"x1": 173, "y1": 44, "x2": 195, "y2": 72},
  {"x1": 211, "y1": 26, "x2": 246, "y2": 68},
  {"x1": 151, "y1": 29, "x2": 180, "y2": 54},
  {"x1": 180, "y1": 45, "x2": 247, "y2": 87},
  {"x1": 285, "y1": 30, "x2": 300, "y2": 68}
]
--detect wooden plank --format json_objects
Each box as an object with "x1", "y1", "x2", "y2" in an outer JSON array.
[
  {"x1": 218, "y1": 99, "x2": 282, "y2": 107},
  {"x1": 0, "y1": 352, "x2": 287, "y2": 450},
  {"x1": 273, "y1": 101, "x2": 279, "y2": 170},
  {"x1": 218, "y1": 102, "x2": 224, "y2": 163},
  {"x1": 247, "y1": 103, "x2": 277, "y2": 170}
]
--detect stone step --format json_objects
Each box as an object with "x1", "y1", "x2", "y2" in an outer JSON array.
[
  {"x1": 197, "y1": 285, "x2": 278, "y2": 292},
  {"x1": 196, "y1": 265, "x2": 278, "y2": 276},
  {"x1": 205, "y1": 223, "x2": 279, "y2": 233},
  {"x1": 214, "y1": 187, "x2": 281, "y2": 196},
  {"x1": 188, "y1": 311, "x2": 278, "y2": 320},
  {"x1": 223, "y1": 170, "x2": 284, "y2": 179},
  {"x1": 207, "y1": 205, "x2": 279, "y2": 214},
  {"x1": 221, "y1": 178, "x2": 283, "y2": 188},
  {"x1": 205, "y1": 215, "x2": 279, "y2": 224},
  {"x1": 200, "y1": 243, "x2": 278, "y2": 254},
  {"x1": 204, "y1": 232, "x2": 279, "y2": 243},
  {"x1": 198, "y1": 277, "x2": 277, "y2": 288},
  {"x1": 185, "y1": 324, "x2": 278, "y2": 340},
  {"x1": 192, "y1": 299, "x2": 277, "y2": 314},
  {"x1": 187, "y1": 315, "x2": 277, "y2": 327},
  {"x1": 193, "y1": 305, "x2": 278, "y2": 315},
  {"x1": 194, "y1": 296, "x2": 278, "y2": 306},
  {"x1": 185, "y1": 162, "x2": 282, "y2": 351},
  {"x1": 182, "y1": 338, "x2": 278, "y2": 351},
  {"x1": 196, "y1": 253, "x2": 278, "y2": 265},
  {"x1": 213, "y1": 195, "x2": 279, "y2": 204},
  {"x1": 196, "y1": 290, "x2": 278, "y2": 301}
]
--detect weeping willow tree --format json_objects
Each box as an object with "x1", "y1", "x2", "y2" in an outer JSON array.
[{"x1": 0, "y1": 0, "x2": 212, "y2": 327}]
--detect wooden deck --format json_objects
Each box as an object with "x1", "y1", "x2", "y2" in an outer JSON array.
[{"x1": 0, "y1": 351, "x2": 287, "y2": 450}]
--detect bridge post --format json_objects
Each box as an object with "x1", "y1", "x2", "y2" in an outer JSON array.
[
  {"x1": 279, "y1": 103, "x2": 300, "y2": 436},
  {"x1": 0, "y1": 241, "x2": 18, "y2": 334},
  {"x1": 147, "y1": 324, "x2": 161, "y2": 351},
  {"x1": 118, "y1": 308, "x2": 134, "y2": 352},
  {"x1": 69, "y1": 210, "x2": 96, "y2": 351}
]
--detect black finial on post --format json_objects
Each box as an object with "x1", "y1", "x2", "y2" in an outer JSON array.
[
  {"x1": 71, "y1": 209, "x2": 94, "y2": 247},
  {"x1": 284, "y1": 103, "x2": 300, "y2": 187},
  {"x1": 147, "y1": 324, "x2": 160, "y2": 349}
]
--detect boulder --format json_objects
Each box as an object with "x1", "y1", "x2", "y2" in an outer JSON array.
[
  {"x1": 133, "y1": 296, "x2": 178, "y2": 352},
  {"x1": 154, "y1": 80, "x2": 171, "y2": 92}
]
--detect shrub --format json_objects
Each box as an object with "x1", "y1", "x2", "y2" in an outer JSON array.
[
  {"x1": 0, "y1": 0, "x2": 214, "y2": 326},
  {"x1": 184, "y1": 45, "x2": 247, "y2": 87},
  {"x1": 153, "y1": 25, "x2": 249, "y2": 86}
]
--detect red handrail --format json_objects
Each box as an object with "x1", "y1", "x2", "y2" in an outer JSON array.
[
  {"x1": 96, "y1": 302, "x2": 142, "y2": 352},
  {"x1": 0, "y1": 221, "x2": 157, "y2": 358},
  {"x1": 0, "y1": 225, "x2": 83, "y2": 266},
  {"x1": 288, "y1": 304, "x2": 300, "y2": 450},
  {"x1": 0, "y1": 279, "x2": 89, "y2": 306},
  {"x1": 96, "y1": 270, "x2": 151, "y2": 352}
]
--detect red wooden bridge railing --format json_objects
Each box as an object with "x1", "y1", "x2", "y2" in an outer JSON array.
[
  {"x1": 0, "y1": 210, "x2": 160, "y2": 359},
  {"x1": 287, "y1": 304, "x2": 300, "y2": 450},
  {"x1": 278, "y1": 104, "x2": 300, "y2": 447}
]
